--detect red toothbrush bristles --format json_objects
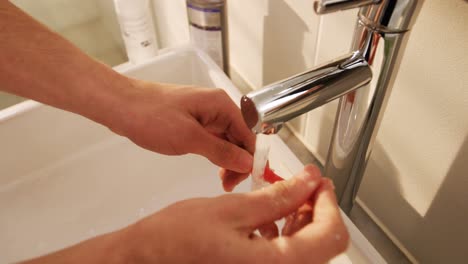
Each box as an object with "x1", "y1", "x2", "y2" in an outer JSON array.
[{"x1": 263, "y1": 161, "x2": 284, "y2": 183}]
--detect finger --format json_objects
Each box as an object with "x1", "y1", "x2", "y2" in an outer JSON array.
[
  {"x1": 310, "y1": 179, "x2": 342, "y2": 226},
  {"x1": 281, "y1": 205, "x2": 313, "y2": 236},
  {"x1": 216, "y1": 92, "x2": 256, "y2": 155},
  {"x1": 282, "y1": 179, "x2": 349, "y2": 262},
  {"x1": 219, "y1": 168, "x2": 249, "y2": 192},
  {"x1": 235, "y1": 165, "x2": 322, "y2": 229},
  {"x1": 191, "y1": 129, "x2": 253, "y2": 173},
  {"x1": 226, "y1": 114, "x2": 256, "y2": 155},
  {"x1": 258, "y1": 222, "x2": 279, "y2": 240},
  {"x1": 199, "y1": 89, "x2": 256, "y2": 155},
  {"x1": 281, "y1": 213, "x2": 296, "y2": 236}
]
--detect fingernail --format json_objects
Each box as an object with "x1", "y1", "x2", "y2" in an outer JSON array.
[
  {"x1": 297, "y1": 170, "x2": 318, "y2": 188},
  {"x1": 302, "y1": 165, "x2": 322, "y2": 181}
]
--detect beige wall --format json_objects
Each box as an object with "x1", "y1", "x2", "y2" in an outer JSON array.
[
  {"x1": 303, "y1": 1, "x2": 468, "y2": 262},
  {"x1": 2, "y1": 0, "x2": 467, "y2": 262},
  {"x1": 356, "y1": 1, "x2": 468, "y2": 262}
]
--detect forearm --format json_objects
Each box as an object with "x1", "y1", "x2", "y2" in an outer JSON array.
[
  {"x1": 0, "y1": 1, "x2": 133, "y2": 130},
  {"x1": 21, "y1": 228, "x2": 135, "y2": 264}
]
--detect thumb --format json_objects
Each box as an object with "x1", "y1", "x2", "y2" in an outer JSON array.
[
  {"x1": 191, "y1": 130, "x2": 253, "y2": 173},
  {"x1": 237, "y1": 165, "x2": 322, "y2": 229}
]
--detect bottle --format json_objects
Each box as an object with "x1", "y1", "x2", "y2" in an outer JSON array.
[
  {"x1": 114, "y1": 0, "x2": 159, "y2": 64},
  {"x1": 186, "y1": 0, "x2": 229, "y2": 76}
]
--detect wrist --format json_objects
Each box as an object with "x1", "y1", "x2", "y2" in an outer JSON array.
[
  {"x1": 97, "y1": 78, "x2": 166, "y2": 140},
  {"x1": 106, "y1": 226, "x2": 141, "y2": 264},
  {"x1": 118, "y1": 220, "x2": 166, "y2": 264},
  {"x1": 77, "y1": 67, "x2": 140, "y2": 137},
  {"x1": 94, "y1": 74, "x2": 139, "y2": 136}
]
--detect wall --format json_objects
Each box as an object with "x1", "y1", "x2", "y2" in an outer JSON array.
[
  {"x1": 10, "y1": 0, "x2": 126, "y2": 65},
  {"x1": 302, "y1": 1, "x2": 468, "y2": 263},
  {"x1": 2, "y1": 0, "x2": 467, "y2": 262}
]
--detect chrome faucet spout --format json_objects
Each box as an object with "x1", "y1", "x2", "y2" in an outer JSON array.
[
  {"x1": 241, "y1": 0, "x2": 422, "y2": 215},
  {"x1": 241, "y1": 51, "x2": 371, "y2": 134}
]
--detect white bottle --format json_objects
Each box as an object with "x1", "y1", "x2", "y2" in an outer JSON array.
[{"x1": 114, "y1": 0, "x2": 158, "y2": 64}]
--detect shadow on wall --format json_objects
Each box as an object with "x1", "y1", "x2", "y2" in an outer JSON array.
[
  {"x1": 262, "y1": 0, "x2": 309, "y2": 133},
  {"x1": 262, "y1": 0, "x2": 308, "y2": 85},
  {"x1": 359, "y1": 134, "x2": 468, "y2": 263}
]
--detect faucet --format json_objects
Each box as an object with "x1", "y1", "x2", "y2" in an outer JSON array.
[{"x1": 241, "y1": 0, "x2": 423, "y2": 214}]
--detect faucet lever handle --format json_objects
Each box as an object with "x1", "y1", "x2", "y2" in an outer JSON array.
[{"x1": 314, "y1": 0, "x2": 379, "y2": 14}]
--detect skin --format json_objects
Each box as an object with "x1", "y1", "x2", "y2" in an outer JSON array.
[
  {"x1": 23, "y1": 166, "x2": 349, "y2": 264},
  {"x1": 0, "y1": 1, "x2": 254, "y2": 183},
  {"x1": 0, "y1": 1, "x2": 349, "y2": 263}
]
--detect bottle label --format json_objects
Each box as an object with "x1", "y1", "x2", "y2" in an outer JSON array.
[
  {"x1": 187, "y1": 3, "x2": 222, "y2": 29},
  {"x1": 187, "y1": 3, "x2": 224, "y2": 69}
]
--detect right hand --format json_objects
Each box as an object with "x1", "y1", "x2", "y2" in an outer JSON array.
[
  {"x1": 122, "y1": 165, "x2": 349, "y2": 264},
  {"x1": 107, "y1": 80, "x2": 255, "y2": 191}
]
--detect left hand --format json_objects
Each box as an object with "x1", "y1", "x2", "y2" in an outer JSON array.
[
  {"x1": 111, "y1": 79, "x2": 255, "y2": 188},
  {"x1": 22, "y1": 165, "x2": 348, "y2": 264},
  {"x1": 121, "y1": 165, "x2": 349, "y2": 264}
]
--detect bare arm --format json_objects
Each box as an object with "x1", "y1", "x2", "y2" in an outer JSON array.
[
  {"x1": 0, "y1": 1, "x2": 132, "y2": 130},
  {"x1": 0, "y1": 0, "x2": 255, "y2": 176}
]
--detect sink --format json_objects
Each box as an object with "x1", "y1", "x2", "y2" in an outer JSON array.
[{"x1": 0, "y1": 46, "x2": 385, "y2": 263}]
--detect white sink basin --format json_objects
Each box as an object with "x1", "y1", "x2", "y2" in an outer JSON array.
[{"x1": 0, "y1": 46, "x2": 385, "y2": 263}]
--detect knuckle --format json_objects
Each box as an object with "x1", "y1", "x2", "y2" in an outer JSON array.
[
  {"x1": 273, "y1": 181, "x2": 291, "y2": 199},
  {"x1": 215, "y1": 88, "x2": 229, "y2": 98},
  {"x1": 216, "y1": 140, "x2": 232, "y2": 158},
  {"x1": 270, "y1": 181, "x2": 293, "y2": 207},
  {"x1": 336, "y1": 227, "x2": 350, "y2": 253},
  {"x1": 324, "y1": 221, "x2": 350, "y2": 255},
  {"x1": 217, "y1": 141, "x2": 240, "y2": 162},
  {"x1": 215, "y1": 89, "x2": 237, "y2": 108},
  {"x1": 211, "y1": 89, "x2": 229, "y2": 102},
  {"x1": 313, "y1": 212, "x2": 350, "y2": 256}
]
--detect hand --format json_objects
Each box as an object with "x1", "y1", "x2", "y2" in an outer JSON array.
[
  {"x1": 0, "y1": 1, "x2": 254, "y2": 189},
  {"x1": 22, "y1": 165, "x2": 348, "y2": 264},
  {"x1": 111, "y1": 79, "x2": 255, "y2": 188},
  {"x1": 120, "y1": 165, "x2": 349, "y2": 264}
]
